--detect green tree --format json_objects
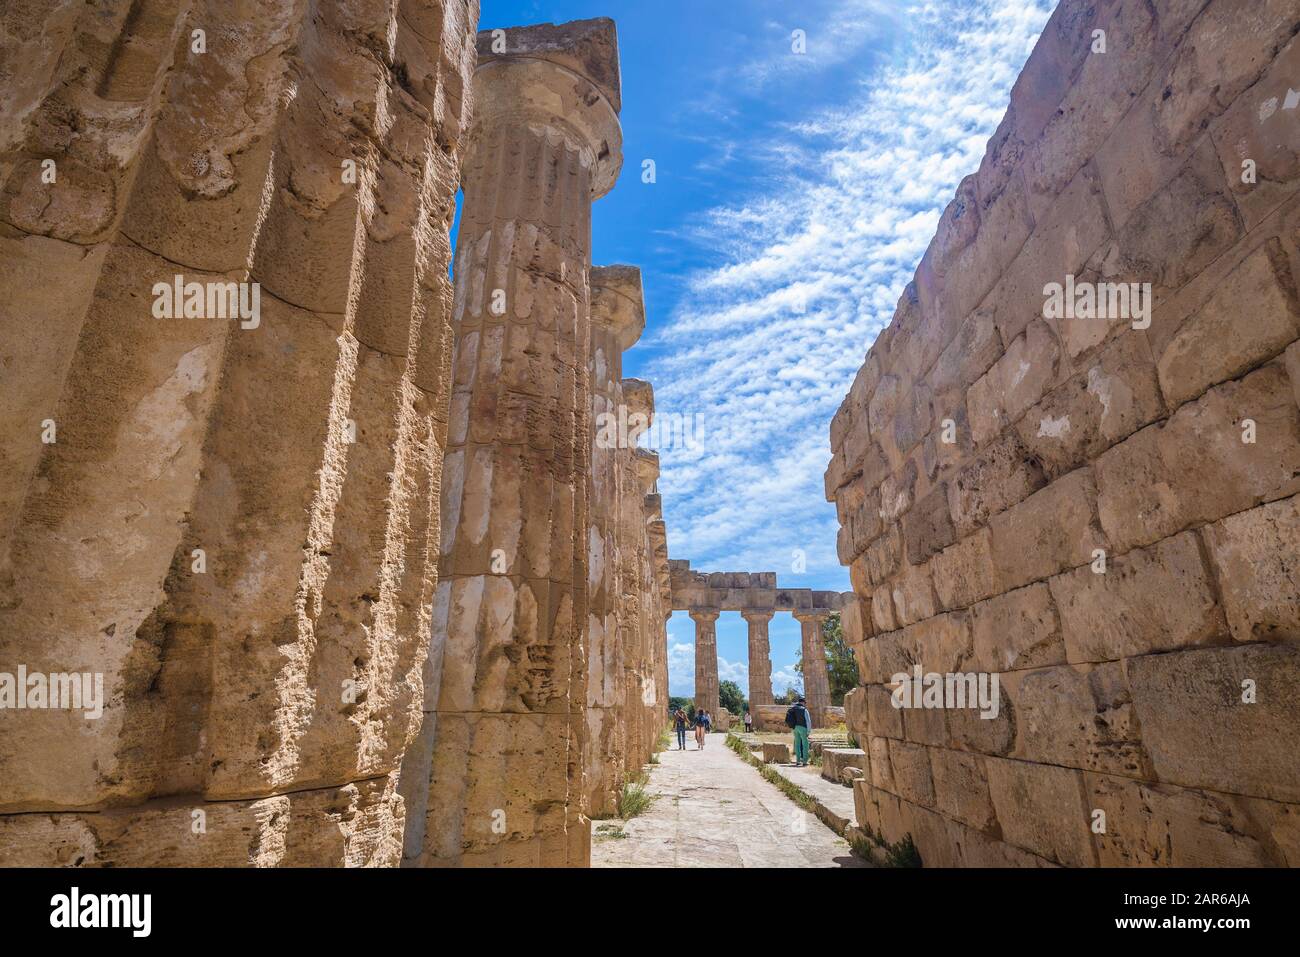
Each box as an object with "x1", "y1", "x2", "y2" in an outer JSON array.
[
  {"x1": 793, "y1": 612, "x2": 860, "y2": 706},
  {"x1": 774, "y1": 686, "x2": 798, "y2": 705},
  {"x1": 718, "y1": 680, "x2": 747, "y2": 716},
  {"x1": 668, "y1": 695, "x2": 691, "y2": 714}
]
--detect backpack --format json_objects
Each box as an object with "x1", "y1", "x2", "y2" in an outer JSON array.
[{"x1": 785, "y1": 706, "x2": 797, "y2": 729}]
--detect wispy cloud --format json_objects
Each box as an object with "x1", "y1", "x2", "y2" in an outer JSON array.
[{"x1": 646, "y1": 0, "x2": 1055, "y2": 583}]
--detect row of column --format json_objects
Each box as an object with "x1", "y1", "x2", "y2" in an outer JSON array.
[
  {"x1": 398, "y1": 18, "x2": 670, "y2": 866},
  {"x1": 688, "y1": 610, "x2": 832, "y2": 722}
]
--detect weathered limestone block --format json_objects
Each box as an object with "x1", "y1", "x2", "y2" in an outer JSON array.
[
  {"x1": 1094, "y1": 361, "x2": 1300, "y2": 553},
  {"x1": 988, "y1": 467, "x2": 1108, "y2": 591},
  {"x1": 889, "y1": 561, "x2": 939, "y2": 627},
  {"x1": 1048, "y1": 529, "x2": 1227, "y2": 662},
  {"x1": 868, "y1": 736, "x2": 894, "y2": 793},
  {"x1": 1210, "y1": 30, "x2": 1300, "y2": 229},
  {"x1": 1014, "y1": 330, "x2": 1166, "y2": 480},
  {"x1": 929, "y1": 747, "x2": 997, "y2": 833},
  {"x1": 866, "y1": 683, "x2": 904, "y2": 740},
  {"x1": 984, "y1": 757, "x2": 1097, "y2": 867},
  {"x1": 946, "y1": 431, "x2": 1047, "y2": 537},
  {"x1": 843, "y1": 686, "x2": 869, "y2": 740},
  {"x1": 888, "y1": 741, "x2": 935, "y2": 808},
  {"x1": 968, "y1": 581, "x2": 1065, "y2": 674},
  {"x1": 1086, "y1": 772, "x2": 1279, "y2": 867},
  {"x1": 1001, "y1": 662, "x2": 1151, "y2": 777},
  {"x1": 929, "y1": 528, "x2": 998, "y2": 611},
  {"x1": 1021, "y1": 0, "x2": 1159, "y2": 219},
  {"x1": 821, "y1": 748, "x2": 867, "y2": 786},
  {"x1": 902, "y1": 484, "x2": 956, "y2": 565},
  {"x1": 1113, "y1": 139, "x2": 1244, "y2": 302},
  {"x1": 987, "y1": 170, "x2": 1111, "y2": 348},
  {"x1": 1157, "y1": 242, "x2": 1300, "y2": 408},
  {"x1": 1202, "y1": 493, "x2": 1300, "y2": 641},
  {"x1": 403, "y1": 16, "x2": 623, "y2": 868},
  {"x1": 0, "y1": 775, "x2": 406, "y2": 868},
  {"x1": 761, "y1": 742, "x2": 791, "y2": 764},
  {"x1": 1126, "y1": 644, "x2": 1300, "y2": 803}
]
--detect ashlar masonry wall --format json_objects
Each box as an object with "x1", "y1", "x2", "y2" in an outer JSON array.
[{"x1": 826, "y1": 0, "x2": 1300, "y2": 867}]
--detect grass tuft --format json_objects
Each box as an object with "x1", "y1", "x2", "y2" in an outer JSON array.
[{"x1": 618, "y1": 772, "x2": 656, "y2": 820}]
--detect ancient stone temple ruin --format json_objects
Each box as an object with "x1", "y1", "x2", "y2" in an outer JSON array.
[
  {"x1": 2, "y1": 0, "x2": 1297, "y2": 871},
  {"x1": 826, "y1": 0, "x2": 1300, "y2": 866},
  {"x1": 0, "y1": 7, "x2": 668, "y2": 867},
  {"x1": 669, "y1": 560, "x2": 847, "y2": 728}
]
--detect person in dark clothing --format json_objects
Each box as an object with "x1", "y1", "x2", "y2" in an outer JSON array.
[
  {"x1": 673, "y1": 708, "x2": 689, "y2": 750},
  {"x1": 785, "y1": 696, "x2": 813, "y2": 765}
]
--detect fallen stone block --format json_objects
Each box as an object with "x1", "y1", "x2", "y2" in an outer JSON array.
[{"x1": 761, "y1": 742, "x2": 791, "y2": 764}]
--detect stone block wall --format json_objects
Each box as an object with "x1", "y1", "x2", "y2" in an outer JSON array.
[
  {"x1": 0, "y1": 0, "x2": 480, "y2": 865},
  {"x1": 828, "y1": 0, "x2": 1300, "y2": 867}
]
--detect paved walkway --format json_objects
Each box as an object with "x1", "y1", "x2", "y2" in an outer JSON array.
[{"x1": 591, "y1": 733, "x2": 865, "y2": 867}]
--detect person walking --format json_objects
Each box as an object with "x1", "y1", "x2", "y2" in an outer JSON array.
[
  {"x1": 743, "y1": 710, "x2": 753, "y2": 733},
  {"x1": 785, "y1": 696, "x2": 813, "y2": 766},
  {"x1": 693, "y1": 709, "x2": 706, "y2": 750},
  {"x1": 673, "y1": 707, "x2": 689, "y2": 750}
]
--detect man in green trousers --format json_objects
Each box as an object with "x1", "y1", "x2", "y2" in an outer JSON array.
[{"x1": 785, "y1": 696, "x2": 813, "y2": 766}]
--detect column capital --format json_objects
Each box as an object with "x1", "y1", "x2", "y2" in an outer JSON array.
[
  {"x1": 622, "y1": 378, "x2": 653, "y2": 420},
  {"x1": 740, "y1": 609, "x2": 776, "y2": 623},
  {"x1": 792, "y1": 610, "x2": 830, "y2": 624},
  {"x1": 633, "y1": 449, "x2": 659, "y2": 493},
  {"x1": 470, "y1": 19, "x2": 623, "y2": 198},
  {"x1": 623, "y1": 379, "x2": 654, "y2": 447},
  {"x1": 688, "y1": 608, "x2": 720, "y2": 623},
  {"x1": 591, "y1": 265, "x2": 645, "y2": 351}
]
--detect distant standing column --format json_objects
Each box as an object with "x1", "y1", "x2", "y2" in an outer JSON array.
[
  {"x1": 689, "y1": 609, "x2": 721, "y2": 717},
  {"x1": 741, "y1": 610, "x2": 776, "y2": 708},
  {"x1": 794, "y1": 611, "x2": 831, "y2": 724}
]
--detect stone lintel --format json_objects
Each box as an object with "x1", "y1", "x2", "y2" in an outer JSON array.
[
  {"x1": 592, "y1": 264, "x2": 645, "y2": 351},
  {"x1": 670, "y1": 564, "x2": 847, "y2": 615}
]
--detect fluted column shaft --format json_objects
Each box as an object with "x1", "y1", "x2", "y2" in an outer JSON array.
[
  {"x1": 584, "y1": 266, "x2": 643, "y2": 815},
  {"x1": 742, "y1": 611, "x2": 775, "y2": 708},
  {"x1": 795, "y1": 612, "x2": 831, "y2": 725},
  {"x1": 690, "y1": 609, "x2": 721, "y2": 717},
  {"x1": 405, "y1": 23, "x2": 622, "y2": 867}
]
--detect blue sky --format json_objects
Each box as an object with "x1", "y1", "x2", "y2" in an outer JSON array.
[{"x1": 476, "y1": 0, "x2": 1057, "y2": 699}]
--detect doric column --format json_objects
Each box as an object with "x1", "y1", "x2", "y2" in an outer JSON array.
[
  {"x1": 741, "y1": 610, "x2": 776, "y2": 708},
  {"x1": 404, "y1": 18, "x2": 623, "y2": 868},
  {"x1": 689, "y1": 609, "x2": 721, "y2": 717},
  {"x1": 0, "y1": 0, "x2": 478, "y2": 865},
  {"x1": 585, "y1": 265, "x2": 644, "y2": 816},
  {"x1": 794, "y1": 611, "x2": 832, "y2": 725},
  {"x1": 631, "y1": 447, "x2": 662, "y2": 770}
]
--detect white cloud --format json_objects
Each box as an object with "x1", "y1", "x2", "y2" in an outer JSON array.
[{"x1": 646, "y1": 0, "x2": 1054, "y2": 582}]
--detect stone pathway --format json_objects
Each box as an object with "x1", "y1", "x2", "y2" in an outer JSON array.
[
  {"x1": 591, "y1": 734, "x2": 866, "y2": 867},
  {"x1": 766, "y1": 760, "x2": 860, "y2": 833}
]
